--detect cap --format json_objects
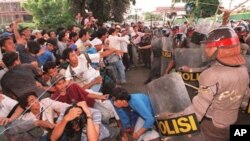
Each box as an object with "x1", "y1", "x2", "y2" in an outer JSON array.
[
  {"x1": 32, "y1": 29, "x2": 41, "y2": 35},
  {"x1": 50, "y1": 74, "x2": 65, "y2": 85},
  {"x1": 69, "y1": 44, "x2": 77, "y2": 50},
  {"x1": 1, "y1": 32, "x2": 13, "y2": 38}
]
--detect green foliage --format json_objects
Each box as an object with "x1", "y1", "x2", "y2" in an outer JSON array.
[
  {"x1": 70, "y1": 0, "x2": 136, "y2": 23},
  {"x1": 23, "y1": 0, "x2": 75, "y2": 30},
  {"x1": 143, "y1": 12, "x2": 163, "y2": 21},
  {"x1": 188, "y1": 0, "x2": 221, "y2": 18}
]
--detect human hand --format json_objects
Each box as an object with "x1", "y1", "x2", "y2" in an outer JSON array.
[
  {"x1": 179, "y1": 65, "x2": 191, "y2": 72},
  {"x1": 0, "y1": 94, "x2": 4, "y2": 102},
  {"x1": 77, "y1": 101, "x2": 91, "y2": 117},
  {"x1": 132, "y1": 132, "x2": 141, "y2": 140},
  {"x1": 0, "y1": 118, "x2": 11, "y2": 126},
  {"x1": 93, "y1": 76, "x2": 102, "y2": 84},
  {"x1": 64, "y1": 107, "x2": 82, "y2": 122},
  {"x1": 100, "y1": 94, "x2": 109, "y2": 100}
]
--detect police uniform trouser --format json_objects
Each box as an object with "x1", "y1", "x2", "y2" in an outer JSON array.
[{"x1": 201, "y1": 118, "x2": 229, "y2": 141}]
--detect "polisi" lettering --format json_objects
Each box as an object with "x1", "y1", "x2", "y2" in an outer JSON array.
[
  {"x1": 179, "y1": 72, "x2": 200, "y2": 81},
  {"x1": 157, "y1": 114, "x2": 200, "y2": 136}
]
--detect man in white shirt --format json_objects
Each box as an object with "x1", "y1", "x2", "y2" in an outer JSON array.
[
  {"x1": 0, "y1": 94, "x2": 23, "y2": 126},
  {"x1": 106, "y1": 28, "x2": 128, "y2": 84},
  {"x1": 75, "y1": 29, "x2": 92, "y2": 53}
]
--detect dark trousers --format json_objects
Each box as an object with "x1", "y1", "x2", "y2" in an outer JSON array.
[
  {"x1": 142, "y1": 49, "x2": 152, "y2": 68},
  {"x1": 122, "y1": 53, "x2": 130, "y2": 69},
  {"x1": 201, "y1": 118, "x2": 229, "y2": 141},
  {"x1": 128, "y1": 44, "x2": 134, "y2": 65}
]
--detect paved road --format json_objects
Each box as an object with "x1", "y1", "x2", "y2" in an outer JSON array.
[{"x1": 122, "y1": 66, "x2": 250, "y2": 125}]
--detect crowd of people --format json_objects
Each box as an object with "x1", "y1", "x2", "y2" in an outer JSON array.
[{"x1": 0, "y1": 10, "x2": 250, "y2": 141}]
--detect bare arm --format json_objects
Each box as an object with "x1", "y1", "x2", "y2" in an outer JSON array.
[
  {"x1": 78, "y1": 101, "x2": 99, "y2": 141},
  {"x1": 139, "y1": 45, "x2": 152, "y2": 50},
  {"x1": 9, "y1": 106, "x2": 23, "y2": 121},
  {"x1": 164, "y1": 59, "x2": 175, "y2": 75},
  {"x1": 51, "y1": 107, "x2": 81, "y2": 141},
  {"x1": 12, "y1": 19, "x2": 25, "y2": 45},
  {"x1": 87, "y1": 93, "x2": 109, "y2": 100}
]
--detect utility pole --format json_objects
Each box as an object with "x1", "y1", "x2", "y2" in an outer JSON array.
[{"x1": 134, "y1": 8, "x2": 141, "y2": 24}]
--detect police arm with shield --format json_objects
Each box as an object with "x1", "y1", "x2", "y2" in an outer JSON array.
[{"x1": 148, "y1": 24, "x2": 250, "y2": 141}]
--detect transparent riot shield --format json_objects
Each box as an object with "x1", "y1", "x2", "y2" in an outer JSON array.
[
  {"x1": 174, "y1": 47, "x2": 204, "y2": 99},
  {"x1": 147, "y1": 73, "x2": 204, "y2": 141}
]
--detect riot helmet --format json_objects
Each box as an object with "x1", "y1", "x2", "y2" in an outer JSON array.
[
  {"x1": 173, "y1": 33, "x2": 188, "y2": 48},
  {"x1": 171, "y1": 25, "x2": 180, "y2": 35},
  {"x1": 162, "y1": 28, "x2": 170, "y2": 37},
  {"x1": 234, "y1": 25, "x2": 248, "y2": 38},
  {"x1": 201, "y1": 26, "x2": 245, "y2": 66}
]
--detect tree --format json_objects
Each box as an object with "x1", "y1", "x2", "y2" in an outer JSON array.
[
  {"x1": 23, "y1": 0, "x2": 75, "y2": 30},
  {"x1": 69, "y1": 0, "x2": 136, "y2": 23},
  {"x1": 143, "y1": 12, "x2": 163, "y2": 21},
  {"x1": 191, "y1": 0, "x2": 221, "y2": 18}
]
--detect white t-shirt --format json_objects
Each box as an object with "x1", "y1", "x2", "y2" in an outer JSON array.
[
  {"x1": 75, "y1": 39, "x2": 91, "y2": 52},
  {"x1": 65, "y1": 54, "x2": 100, "y2": 84},
  {"x1": 108, "y1": 35, "x2": 129, "y2": 50},
  {"x1": 120, "y1": 35, "x2": 130, "y2": 53},
  {"x1": 91, "y1": 38, "x2": 102, "y2": 47},
  {"x1": 0, "y1": 94, "x2": 18, "y2": 117},
  {"x1": 131, "y1": 31, "x2": 144, "y2": 44}
]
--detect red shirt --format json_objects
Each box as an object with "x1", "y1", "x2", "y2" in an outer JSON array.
[{"x1": 51, "y1": 83, "x2": 95, "y2": 107}]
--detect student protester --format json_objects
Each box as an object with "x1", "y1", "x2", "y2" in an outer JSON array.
[{"x1": 111, "y1": 87, "x2": 159, "y2": 141}]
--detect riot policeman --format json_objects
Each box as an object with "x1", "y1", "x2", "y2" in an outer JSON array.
[
  {"x1": 185, "y1": 26, "x2": 249, "y2": 141},
  {"x1": 160, "y1": 27, "x2": 174, "y2": 75},
  {"x1": 234, "y1": 24, "x2": 249, "y2": 54}
]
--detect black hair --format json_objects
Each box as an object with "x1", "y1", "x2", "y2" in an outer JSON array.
[
  {"x1": 63, "y1": 48, "x2": 74, "y2": 60},
  {"x1": 43, "y1": 61, "x2": 56, "y2": 73},
  {"x1": 63, "y1": 105, "x2": 87, "y2": 139},
  {"x1": 69, "y1": 32, "x2": 78, "y2": 40},
  {"x1": 19, "y1": 27, "x2": 29, "y2": 35},
  {"x1": 58, "y1": 31, "x2": 66, "y2": 41},
  {"x1": 48, "y1": 30, "x2": 55, "y2": 37},
  {"x1": 41, "y1": 30, "x2": 47, "y2": 36},
  {"x1": 111, "y1": 87, "x2": 131, "y2": 101},
  {"x1": 96, "y1": 28, "x2": 107, "y2": 39},
  {"x1": 2, "y1": 52, "x2": 19, "y2": 68},
  {"x1": 37, "y1": 38, "x2": 47, "y2": 45},
  {"x1": 27, "y1": 40, "x2": 41, "y2": 54},
  {"x1": 56, "y1": 27, "x2": 65, "y2": 35},
  {"x1": 46, "y1": 38, "x2": 57, "y2": 47},
  {"x1": 78, "y1": 28, "x2": 87, "y2": 38},
  {"x1": 108, "y1": 28, "x2": 115, "y2": 35},
  {"x1": 19, "y1": 91, "x2": 37, "y2": 109}
]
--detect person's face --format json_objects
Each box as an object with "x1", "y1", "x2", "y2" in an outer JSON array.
[
  {"x1": 35, "y1": 32, "x2": 42, "y2": 39},
  {"x1": 2, "y1": 38, "x2": 16, "y2": 52},
  {"x1": 27, "y1": 95, "x2": 40, "y2": 112},
  {"x1": 72, "y1": 35, "x2": 79, "y2": 42},
  {"x1": 82, "y1": 32, "x2": 90, "y2": 41},
  {"x1": 68, "y1": 51, "x2": 78, "y2": 65},
  {"x1": 47, "y1": 43, "x2": 55, "y2": 52},
  {"x1": 23, "y1": 28, "x2": 31, "y2": 39},
  {"x1": 55, "y1": 79, "x2": 67, "y2": 92},
  {"x1": 50, "y1": 32, "x2": 56, "y2": 38},
  {"x1": 114, "y1": 100, "x2": 128, "y2": 108},
  {"x1": 48, "y1": 67, "x2": 58, "y2": 77}
]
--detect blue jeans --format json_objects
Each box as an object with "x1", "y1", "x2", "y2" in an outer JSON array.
[
  {"x1": 90, "y1": 83, "x2": 101, "y2": 92},
  {"x1": 110, "y1": 60, "x2": 126, "y2": 83}
]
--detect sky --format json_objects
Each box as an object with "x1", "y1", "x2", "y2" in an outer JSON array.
[{"x1": 131, "y1": 0, "x2": 250, "y2": 13}]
